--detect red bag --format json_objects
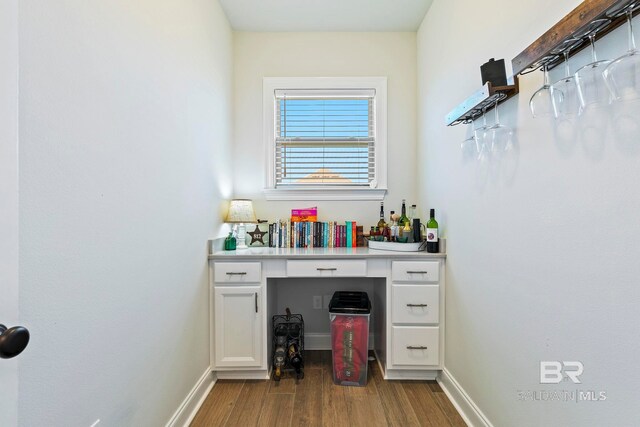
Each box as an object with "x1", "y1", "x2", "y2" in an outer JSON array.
[{"x1": 331, "y1": 314, "x2": 369, "y2": 385}]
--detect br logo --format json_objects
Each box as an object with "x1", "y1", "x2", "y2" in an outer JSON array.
[{"x1": 540, "y1": 361, "x2": 584, "y2": 384}]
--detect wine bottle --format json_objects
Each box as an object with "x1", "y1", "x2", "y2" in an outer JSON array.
[
  {"x1": 377, "y1": 202, "x2": 386, "y2": 230},
  {"x1": 399, "y1": 199, "x2": 409, "y2": 228},
  {"x1": 273, "y1": 335, "x2": 287, "y2": 380},
  {"x1": 288, "y1": 342, "x2": 304, "y2": 379},
  {"x1": 426, "y1": 208, "x2": 439, "y2": 253}
]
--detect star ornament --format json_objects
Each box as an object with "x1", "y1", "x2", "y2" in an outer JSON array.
[{"x1": 247, "y1": 224, "x2": 266, "y2": 245}]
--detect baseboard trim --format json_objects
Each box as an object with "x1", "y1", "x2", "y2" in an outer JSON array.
[
  {"x1": 165, "y1": 368, "x2": 215, "y2": 427},
  {"x1": 304, "y1": 332, "x2": 375, "y2": 350},
  {"x1": 437, "y1": 368, "x2": 493, "y2": 427},
  {"x1": 215, "y1": 370, "x2": 270, "y2": 380}
]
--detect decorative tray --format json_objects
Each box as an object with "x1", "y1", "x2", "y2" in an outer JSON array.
[{"x1": 367, "y1": 240, "x2": 426, "y2": 252}]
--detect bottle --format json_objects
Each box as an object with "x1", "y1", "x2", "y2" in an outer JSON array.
[
  {"x1": 377, "y1": 202, "x2": 386, "y2": 230},
  {"x1": 224, "y1": 232, "x2": 236, "y2": 251},
  {"x1": 288, "y1": 342, "x2": 304, "y2": 379},
  {"x1": 389, "y1": 210, "x2": 397, "y2": 242},
  {"x1": 409, "y1": 204, "x2": 417, "y2": 223},
  {"x1": 399, "y1": 199, "x2": 409, "y2": 228},
  {"x1": 426, "y1": 209, "x2": 439, "y2": 253},
  {"x1": 273, "y1": 327, "x2": 287, "y2": 381}
]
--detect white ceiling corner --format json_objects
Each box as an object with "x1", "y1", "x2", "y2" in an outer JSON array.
[{"x1": 218, "y1": 0, "x2": 433, "y2": 32}]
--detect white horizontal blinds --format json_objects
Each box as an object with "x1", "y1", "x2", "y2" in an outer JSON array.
[{"x1": 274, "y1": 88, "x2": 375, "y2": 187}]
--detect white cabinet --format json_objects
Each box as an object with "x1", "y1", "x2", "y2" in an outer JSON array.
[
  {"x1": 388, "y1": 260, "x2": 442, "y2": 370},
  {"x1": 391, "y1": 261, "x2": 439, "y2": 282},
  {"x1": 213, "y1": 286, "x2": 263, "y2": 368},
  {"x1": 286, "y1": 259, "x2": 367, "y2": 277},
  {"x1": 391, "y1": 326, "x2": 440, "y2": 366},
  {"x1": 209, "y1": 253, "x2": 445, "y2": 380},
  {"x1": 213, "y1": 262, "x2": 261, "y2": 283},
  {"x1": 391, "y1": 285, "x2": 439, "y2": 324}
]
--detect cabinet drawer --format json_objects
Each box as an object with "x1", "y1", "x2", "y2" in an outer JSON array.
[
  {"x1": 214, "y1": 262, "x2": 261, "y2": 283},
  {"x1": 392, "y1": 285, "x2": 439, "y2": 324},
  {"x1": 391, "y1": 326, "x2": 439, "y2": 366},
  {"x1": 286, "y1": 259, "x2": 367, "y2": 277},
  {"x1": 392, "y1": 261, "x2": 439, "y2": 283}
]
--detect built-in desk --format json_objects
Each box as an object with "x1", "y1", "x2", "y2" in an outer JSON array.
[{"x1": 208, "y1": 247, "x2": 446, "y2": 380}]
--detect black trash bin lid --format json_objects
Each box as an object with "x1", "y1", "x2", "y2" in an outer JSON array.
[{"x1": 328, "y1": 291, "x2": 371, "y2": 314}]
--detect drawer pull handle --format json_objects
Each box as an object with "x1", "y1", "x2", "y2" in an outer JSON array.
[
  {"x1": 406, "y1": 303, "x2": 428, "y2": 307},
  {"x1": 406, "y1": 345, "x2": 428, "y2": 350},
  {"x1": 255, "y1": 293, "x2": 258, "y2": 313},
  {"x1": 226, "y1": 272, "x2": 247, "y2": 275},
  {"x1": 316, "y1": 268, "x2": 337, "y2": 271},
  {"x1": 406, "y1": 271, "x2": 428, "y2": 274}
]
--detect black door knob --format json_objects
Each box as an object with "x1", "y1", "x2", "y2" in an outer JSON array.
[{"x1": 0, "y1": 324, "x2": 30, "y2": 359}]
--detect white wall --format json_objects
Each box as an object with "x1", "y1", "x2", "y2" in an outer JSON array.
[
  {"x1": 0, "y1": 1, "x2": 19, "y2": 425},
  {"x1": 233, "y1": 32, "x2": 418, "y2": 225},
  {"x1": 18, "y1": 1, "x2": 233, "y2": 425},
  {"x1": 418, "y1": 1, "x2": 640, "y2": 425}
]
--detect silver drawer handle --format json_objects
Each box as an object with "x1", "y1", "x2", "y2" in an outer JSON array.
[
  {"x1": 406, "y1": 345, "x2": 428, "y2": 350},
  {"x1": 406, "y1": 304, "x2": 428, "y2": 307},
  {"x1": 406, "y1": 271, "x2": 428, "y2": 274},
  {"x1": 226, "y1": 272, "x2": 247, "y2": 275},
  {"x1": 317, "y1": 268, "x2": 337, "y2": 271}
]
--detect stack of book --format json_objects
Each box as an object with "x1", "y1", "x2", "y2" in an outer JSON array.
[
  {"x1": 267, "y1": 221, "x2": 363, "y2": 248},
  {"x1": 265, "y1": 207, "x2": 364, "y2": 248}
]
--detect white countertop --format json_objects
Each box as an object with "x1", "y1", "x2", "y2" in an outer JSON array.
[{"x1": 209, "y1": 246, "x2": 446, "y2": 260}]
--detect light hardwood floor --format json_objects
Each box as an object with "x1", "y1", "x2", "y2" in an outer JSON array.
[{"x1": 191, "y1": 351, "x2": 466, "y2": 427}]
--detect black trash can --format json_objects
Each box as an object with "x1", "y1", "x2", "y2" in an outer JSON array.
[{"x1": 329, "y1": 291, "x2": 371, "y2": 386}]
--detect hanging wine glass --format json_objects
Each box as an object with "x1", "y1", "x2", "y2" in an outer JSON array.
[
  {"x1": 473, "y1": 107, "x2": 489, "y2": 155},
  {"x1": 603, "y1": 1, "x2": 640, "y2": 102},
  {"x1": 574, "y1": 18, "x2": 612, "y2": 113},
  {"x1": 460, "y1": 115, "x2": 480, "y2": 156},
  {"x1": 485, "y1": 99, "x2": 512, "y2": 152},
  {"x1": 529, "y1": 61, "x2": 557, "y2": 118},
  {"x1": 550, "y1": 38, "x2": 583, "y2": 119},
  {"x1": 476, "y1": 107, "x2": 491, "y2": 162}
]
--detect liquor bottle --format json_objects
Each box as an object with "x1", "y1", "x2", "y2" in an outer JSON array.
[
  {"x1": 288, "y1": 342, "x2": 304, "y2": 379},
  {"x1": 389, "y1": 210, "x2": 397, "y2": 242},
  {"x1": 409, "y1": 204, "x2": 417, "y2": 223},
  {"x1": 426, "y1": 209, "x2": 439, "y2": 253},
  {"x1": 399, "y1": 199, "x2": 409, "y2": 228},
  {"x1": 377, "y1": 202, "x2": 386, "y2": 230}
]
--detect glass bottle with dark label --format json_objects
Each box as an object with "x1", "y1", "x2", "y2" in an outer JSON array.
[{"x1": 426, "y1": 209, "x2": 439, "y2": 253}]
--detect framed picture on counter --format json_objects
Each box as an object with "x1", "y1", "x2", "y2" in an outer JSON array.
[{"x1": 246, "y1": 223, "x2": 268, "y2": 247}]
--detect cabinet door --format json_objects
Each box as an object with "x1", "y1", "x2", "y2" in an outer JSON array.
[{"x1": 214, "y1": 286, "x2": 263, "y2": 368}]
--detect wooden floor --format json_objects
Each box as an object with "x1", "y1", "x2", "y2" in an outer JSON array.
[{"x1": 191, "y1": 351, "x2": 466, "y2": 427}]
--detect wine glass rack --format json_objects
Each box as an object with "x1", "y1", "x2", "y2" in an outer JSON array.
[
  {"x1": 445, "y1": 79, "x2": 519, "y2": 126},
  {"x1": 445, "y1": 0, "x2": 639, "y2": 127},
  {"x1": 512, "y1": 0, "x2": 640, "y2": 76}
]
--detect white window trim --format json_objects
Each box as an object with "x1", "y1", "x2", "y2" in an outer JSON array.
[{"x1": 262, "y1": 77, "x2": 387, "y2": 201}]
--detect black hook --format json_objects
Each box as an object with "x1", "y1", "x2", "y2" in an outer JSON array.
[{"x1": 0, "y1": 324, "x2": 30, "y2": 359}]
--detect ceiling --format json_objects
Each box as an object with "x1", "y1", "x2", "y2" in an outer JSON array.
[{"x1": 218, "y1": 0, "x2": 434, "y2": 32}]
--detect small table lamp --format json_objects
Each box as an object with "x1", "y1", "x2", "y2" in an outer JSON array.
[{"x1": 225, "y1": 199, "x2": 257, "y2": 250}]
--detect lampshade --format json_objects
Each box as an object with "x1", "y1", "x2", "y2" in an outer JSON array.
[{"x1": 225, "y1": 199, "x2": 257, "y2": 224}]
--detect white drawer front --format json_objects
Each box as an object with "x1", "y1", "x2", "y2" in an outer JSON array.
[
  {"x1": 286, "y1": 259, "x2": 367, "y2": 277},
  {"x1": 214, "y1": 262, "x2": 261, "y2": 283},
  {"x1": 391, "y1": 326, "x2": 439, "y2": 366},
  {"x1": 392, "y1": 261, "x2": 439, "y2": 283},
  {"x1": 392, "y1": 285, "x2": 439, "y2": 324}
]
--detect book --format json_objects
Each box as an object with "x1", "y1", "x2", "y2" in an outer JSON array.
[{"x1": 291, "y1": 207, "x2": 317, "y2": 222}]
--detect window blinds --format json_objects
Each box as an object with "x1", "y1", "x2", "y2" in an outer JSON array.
[{"x1": 274, "y1": 89, "x2": 376, "y2": 187}]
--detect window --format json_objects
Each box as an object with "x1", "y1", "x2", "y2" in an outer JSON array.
[{"x1": 263, "y1": 77, "x2": 387, "y2": 201}]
